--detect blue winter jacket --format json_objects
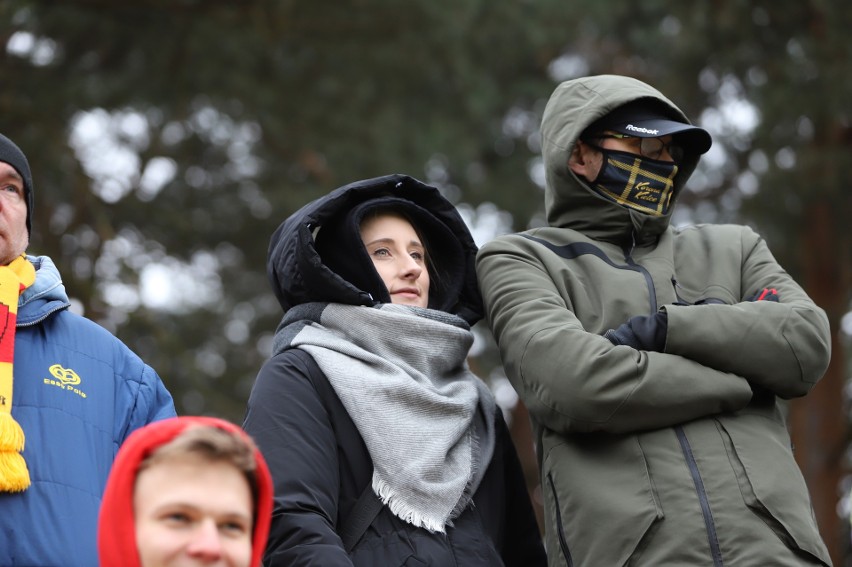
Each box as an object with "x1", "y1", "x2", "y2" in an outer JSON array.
[{"x1": 0, "y1": 255, "x2": 176, "y2": 566}]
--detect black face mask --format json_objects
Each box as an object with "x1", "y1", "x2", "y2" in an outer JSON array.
[{"x1": 590, "y1": 148, "x2": 679, "y2": 216}]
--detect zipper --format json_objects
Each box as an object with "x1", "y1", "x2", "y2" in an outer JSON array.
[
  {"x1": 17, "y1": 303, "x2": 70, "y2": 327},
  {"x1": 675, "y1": 426, "x2": 724, "y2": 567},
  {"x1": 546, "y1": 473, "x2": 574, "y2": 567},
  {"x1": 671, "y1": 276, "x2": 726, "y2": 306},
  {"x1": 635, "y1": 237, "x2": 722, "y2": 564},
  {"x1": 671, "y1": 276, "x2": 690, "y2": 306},
  {"x1": 520, "y1": 235, "x2": 657, "y2": 313},
  {"x1": 622, "y1": 232, "x2": 658, "y2": 313}
]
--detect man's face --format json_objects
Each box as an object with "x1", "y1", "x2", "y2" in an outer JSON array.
[
  {"x1": 134, "y1": 457, "x2": 254, "y2": 567},
  {"x1": 0, "y1": 162, "x2": 29, "y2": 265},
  {"x1": 569, "y1": 132, "x2": 676, "y2": 182}
]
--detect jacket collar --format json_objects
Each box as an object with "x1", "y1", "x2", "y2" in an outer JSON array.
[{"x1": 17, "y1": 255, "x2": 71, "y2": 323}]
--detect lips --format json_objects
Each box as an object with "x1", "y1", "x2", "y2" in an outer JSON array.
[{"x1": 392, "y1": 287, "x2": 420, "y2": 298}]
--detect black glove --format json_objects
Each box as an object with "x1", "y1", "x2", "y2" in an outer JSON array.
[
  {"x1": 749, "y1": 382, "x2": 775, "y2": 405},
  {"x1": 746, "y1": 288, "x2": 780, "y2": 302},
  {"x1": 603, "y1": 311, "x2": 668, "y2": 352}
]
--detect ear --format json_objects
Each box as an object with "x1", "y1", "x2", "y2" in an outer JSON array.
[{"x1": 568, "y1": 140, "x2": 600, "y2": 181}]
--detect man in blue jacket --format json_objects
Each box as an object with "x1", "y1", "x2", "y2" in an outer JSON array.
[{"x1": 0, "y1": 132, "x2": 177, "y2": 566}]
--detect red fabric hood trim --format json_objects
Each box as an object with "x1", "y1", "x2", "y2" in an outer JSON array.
[{"x1": 97, "y1": 416, "x2": 273, "y2": 567}]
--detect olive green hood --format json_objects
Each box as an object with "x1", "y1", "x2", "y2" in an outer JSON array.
[{"x1": 540, "y1": 75, "x2": 703, "y2": 245}]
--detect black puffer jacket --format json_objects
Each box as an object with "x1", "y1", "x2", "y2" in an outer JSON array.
[{"x1": 244, "y1": 174, "x2": 546, "y2": 566}]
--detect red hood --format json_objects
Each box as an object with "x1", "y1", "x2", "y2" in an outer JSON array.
[{"x1": 98, "y1": 416, "x2": 273, "y2": 567}]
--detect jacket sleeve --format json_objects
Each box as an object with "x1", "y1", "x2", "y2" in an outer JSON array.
[
  {"x1": 663, "y1": 227, "x2": 831, "y2": 399},
  {"x1": 125, "y1": 363, "x2": 176, "y2": 435},
  {"x1": 242, "y1": 351, "x2": 354, "y2": 567},
  {"x1": 476, "y1": 235, "x2": 753, "y2": 436}
]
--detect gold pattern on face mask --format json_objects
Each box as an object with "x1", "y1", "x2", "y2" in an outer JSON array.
[{"x1": 593, "y1": 150, "x2": 678, "y2": 216}]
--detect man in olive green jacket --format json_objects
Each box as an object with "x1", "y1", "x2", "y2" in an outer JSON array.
[{"x1": 476, "y1": 74, "x2": 832, "y2": 566}]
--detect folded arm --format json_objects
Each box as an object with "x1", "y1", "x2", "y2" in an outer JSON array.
[
  {"x1": 663, "y1": 229, "x2": 831, "y2": 398},
  {"x1": 477, "y1": 236, "x2": 753, "y2": 436}
]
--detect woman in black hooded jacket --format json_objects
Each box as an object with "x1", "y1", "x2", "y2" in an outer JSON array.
[{"x1": 243, "y1": 174, "x2": 546, "y2": 566}]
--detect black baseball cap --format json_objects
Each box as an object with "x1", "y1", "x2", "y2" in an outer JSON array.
[{"x1": 587, "y1": 100, "x2": 712, "y2": 155}]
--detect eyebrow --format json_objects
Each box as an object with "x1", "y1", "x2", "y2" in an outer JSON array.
[
  {"x1": 0, "y1": 169, "x2": 23, "y2": 184},
  {"x1": 152, "y1": 502, "x2": 253, "y2": 521},
  {"x1": 364, "y1": 238, "x2": 424, "y2": 248}
]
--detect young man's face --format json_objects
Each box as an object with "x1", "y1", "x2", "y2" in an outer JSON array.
[
  {"x1": 134, "y1": 457, "x2": 254, "y2": 567},
  {"x1": 0, "y1": 162, "x2": 29, "y2": 265}
]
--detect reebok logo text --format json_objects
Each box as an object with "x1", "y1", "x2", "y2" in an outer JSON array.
[{"x1": 625, "y1": 124, "x2": 659, "y2": 135}]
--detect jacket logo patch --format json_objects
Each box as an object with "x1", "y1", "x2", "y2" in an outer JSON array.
[
  {"x1": 43, "y1": 364, "x2": 87, "y2": 398},
  {"x1": 49, "y1": 364, "x2": 80, "y2": 385}
]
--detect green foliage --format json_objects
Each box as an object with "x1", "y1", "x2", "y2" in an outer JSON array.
[
  {"x1": 3, "y1": 0, "x2": 848, "y2": 419},
  {"x1": 3, "y1": 0, "x2": 850, "y2": 558},
  {"x1": 1, "y1": 0, "x2": 572, "y2": 421}
]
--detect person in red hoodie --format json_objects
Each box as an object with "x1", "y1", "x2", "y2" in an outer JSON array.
[{"x1": 98, "y1": 416, "x2": 273, "y2": 567}]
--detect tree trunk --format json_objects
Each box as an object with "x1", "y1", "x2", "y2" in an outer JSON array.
[{"x1": 789, "y1": 201, "x2": 848, "y2": 565}]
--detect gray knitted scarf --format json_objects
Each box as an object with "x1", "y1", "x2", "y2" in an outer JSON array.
[{"x1": 273, "y1": 302, "x2": 497, "y2": 533}]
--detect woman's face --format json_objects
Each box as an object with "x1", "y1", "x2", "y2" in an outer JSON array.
[
  {"x1": 134, "y1": 458, "x2": 254, "y2": 567},
  {"x1": 360, "y1": 213, "x2": 430, "y2": 309}
]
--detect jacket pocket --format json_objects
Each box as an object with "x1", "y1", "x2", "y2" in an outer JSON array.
[
  {"x1": 718, "y1": 417, "x2": 831, "y2": 565},
  {"x1": 545, "y1": 472, "x2": 573, "y2": 566},
  {"x1": 670, "y1": 276, "x2": 737, "y2": 306},
  {"x1": 542, "y1": 433, "x2": 662, "y2": 566}
]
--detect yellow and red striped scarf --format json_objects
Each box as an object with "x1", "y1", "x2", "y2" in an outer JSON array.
[{"x1": 0, "y1": 255, "x2": 35, "y2": 492}]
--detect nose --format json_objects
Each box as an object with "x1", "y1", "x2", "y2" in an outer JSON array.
[
  {"x1": 400, "y1": 255, "x2": 422, "y2": 280},
  {"x1": 185, "y1": 519, "x2": 224, "y2": 560}
]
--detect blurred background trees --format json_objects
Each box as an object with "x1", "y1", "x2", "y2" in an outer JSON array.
[{"x1": 2, "y1": 0, "x2": 850, "y2": 562}]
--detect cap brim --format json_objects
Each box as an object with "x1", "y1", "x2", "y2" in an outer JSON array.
[{"x1": 612, "y1": 119, "x2": 712, "y2": 155}]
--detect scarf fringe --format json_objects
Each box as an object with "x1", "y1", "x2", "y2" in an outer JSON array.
[
  {"x1": 0, "y1": 413, "x2": 30, "y2": 492},
  {"x1": 0, "y1": 412, "x2": 25, "y2": 450},
  {"x1": 0, "y1": 413, "x2": 30, "y2": 491},
  {"x1": 0, "y1": 256, "x2": 35, "y2": 493},
  {"x1": 284, "y1": 303, "x2": 497, "y2": 534},
  {"x1": 374, "y1": 478, "x2": 447, "y2": 534},
  {"x1": 0, "y1": 452, "x2": 30, "y2": 492}
]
